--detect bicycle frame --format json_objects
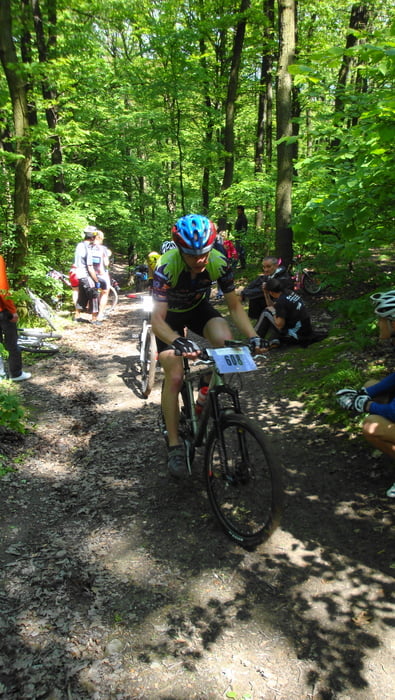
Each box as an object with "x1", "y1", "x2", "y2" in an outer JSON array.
[
  {"x1": 182, "y1": 359, "x2": 241, "y2": 447},
  {"x1": 180, "y1": 344, "x2": 255, "y2": 477}
]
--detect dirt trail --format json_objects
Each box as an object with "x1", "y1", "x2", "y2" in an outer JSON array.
[{"x1": 0, "y1": 282, "x2": 394, "y2": 700}]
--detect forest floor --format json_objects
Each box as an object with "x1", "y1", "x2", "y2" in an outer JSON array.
[{"x1": 0, "y1": 262, "x2": 394, "y2": 700}]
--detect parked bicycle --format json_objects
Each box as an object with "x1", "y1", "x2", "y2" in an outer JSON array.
[
  {"x1": 129, "y1": 293, "x2": 157, "y2": 397},
  {"x1": 17, "y1": 289, "x2": 62, "y2": 355},
  {"x1": 288, "y1": 254, "x2": 324, "y2": 295},
  {"x1": 160, "y1": 340, "x2": 283, "y2": 548}
]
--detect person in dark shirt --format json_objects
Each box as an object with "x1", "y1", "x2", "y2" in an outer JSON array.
[
  {"x1": 151, "y1": 214, "x2": 266, "y2": 479},
  {"x1": 0, "y1": 254, "x2": 31, "y2": 381},
  {"x1": 234, "y1": 205, "x2": 248, "y2": 269},
  {"x1": 254, "y1": 277, "x2": 326, "y2": 348},
  {"x1": 241, "y1": 256, "x2": 294, "y2": 320}
]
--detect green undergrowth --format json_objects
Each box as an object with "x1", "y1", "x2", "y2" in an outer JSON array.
[
  {"x1": 0, "y1": 382, "x2": 28, "y2": 434},
  {"x1": 0, "y1": 381, "x2": 28, "y2": 478},
  {"x1": 270, "y1": 338, "x2": 387, "y2": 426}
]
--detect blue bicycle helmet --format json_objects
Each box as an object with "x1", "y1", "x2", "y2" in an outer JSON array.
[{"x1": 172, "y1": 214, "x2": 216, "y2": 255}]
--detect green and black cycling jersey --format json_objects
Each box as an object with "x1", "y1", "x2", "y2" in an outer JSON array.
[{"x1": 152, "y1": 248, "x2": 235, "y2": 312}]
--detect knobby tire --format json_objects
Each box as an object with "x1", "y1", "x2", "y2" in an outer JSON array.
[
  {"x1": 141, "y1": 327, "x2": 156, "y2": 397},
  {"x1": 302, "y1": 272, "x2": 322, "y2": 295},
  {"x1": 204, "y1": 413, "x2": 282, "y2": 548}
]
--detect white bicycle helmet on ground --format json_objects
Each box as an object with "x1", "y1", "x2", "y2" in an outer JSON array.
[{"x1": 370, "y1": 290, "x2": 395, "y2": 318}]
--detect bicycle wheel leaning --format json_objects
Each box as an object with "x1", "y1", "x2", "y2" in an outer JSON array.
[
  {"x1": 302, "y1": 271, "x2": 322, "y2": 295},
  {"x1": 140, "y1": 326, "x2": 156, "y2": 398},
  {"x1": 204, "y1": 413, "x2": 282, "y2": 548},
  {"x1": 106, "y1": 285, "x2": 118, "y2": 315}
]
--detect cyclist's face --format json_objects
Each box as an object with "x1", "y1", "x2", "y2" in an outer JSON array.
[{"x1": 182, "y1": 252, "x2": 210, "y2": 272}]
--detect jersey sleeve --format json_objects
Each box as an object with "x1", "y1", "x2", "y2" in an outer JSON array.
[
  {"x1": 152, "y1": 254, "x2": 174, "y2": 303},
  {"x1": 210, "y1": 250, "x2": 235, "y2": 294}
]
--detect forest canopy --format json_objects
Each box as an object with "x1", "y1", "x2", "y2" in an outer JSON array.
[{"x1": 0, "y1": 0, "x2": 394, "y2": 282}]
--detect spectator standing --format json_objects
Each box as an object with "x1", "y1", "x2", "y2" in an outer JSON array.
[
  {"x1": 73, "y1": 226, "x2": 101, "y2": 324},
  {"x1": 92, "y1": 230, "x2": 111, "y2": 321},
  {"x1": 0, "y1": 255, "x2": 31, "y2": 381},
  {"x1": 234, "y1": 205, "x2": 248, "y2": 269}
]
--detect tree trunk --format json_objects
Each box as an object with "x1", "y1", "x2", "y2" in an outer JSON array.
[
  {"x1": 0, "y1": 0, "x2": 31, "y2": 270},
  {"x1": 221, "y1": 0, "x2": 250, "y2": 191},
  {"x1": 275, "y1": 0, "x2": 295, "y2": 267},
  {"x1": 334, "y1": 4, "x2": 370, "y2": 120},
  {"x1": 200, "y1": 35, "x2": 213, "y2": 214},
  {"x1": 255, "y1": 0, "x2": 274, "y2": 237},
  {"x1": 31, "y1": 0, "x2": 65, "y2": 194}
]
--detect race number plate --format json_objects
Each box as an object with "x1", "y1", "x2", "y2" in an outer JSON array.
[{"x1": 207, "y1": 346, "x2": 256, "y2": 373}]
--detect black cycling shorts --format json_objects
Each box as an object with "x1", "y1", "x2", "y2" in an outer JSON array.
[{"x1": 155, "y1": 300, "x2": 222, "y2": 354}]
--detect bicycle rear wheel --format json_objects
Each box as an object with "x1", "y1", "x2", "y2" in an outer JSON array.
[
  {"x1": 106, "y1": 285, "x2": 118, "y2": 315},
  {"x1": 204, "y1": 413, "x2": 282, "y2": 548},
  {"x1": 141, "y1": 327, "x2": 156, "y2": 397},
  {"x1": 302, "y1": 271, "x2": 322, "y2": 295}
]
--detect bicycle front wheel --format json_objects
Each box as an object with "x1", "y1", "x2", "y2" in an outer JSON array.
[
  {"x1": 302, "y1": 271, "x2": 322, "y2": 295},
  {"x1": 18, "y1": 337, "x2": 59, "y2": 354},
  {"x1": 141, "y1": 327, "x2": 156, "y2": 397},
  {"x1": 205, "y1": 413, "x2": 282, "y2": 548}
]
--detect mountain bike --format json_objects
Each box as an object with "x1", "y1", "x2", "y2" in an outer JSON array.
[
  {"x1": 129, "y1": 293, "x2": 157, "y2": 397},
  {"x1": 161, "y1": 341, "x2": 283, "y2": 548},
  {"x1": 288, "y1": 254, "x2": 324, "y2": 295}
]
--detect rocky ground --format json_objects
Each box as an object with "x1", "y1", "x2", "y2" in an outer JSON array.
[{"x1": 0, "y1": 269, "x2": 394, "y2": 700}]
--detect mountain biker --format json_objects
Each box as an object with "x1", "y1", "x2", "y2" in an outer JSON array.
[
  {"x1": 147, "y1": 251, "x2": 161, "y2": 289},
  {"x1": 336, "y1": 375, "x2": 395, "y2": 498},
  {"x1": 151, "y1": 213, "x2": 267, "y2": 478}
]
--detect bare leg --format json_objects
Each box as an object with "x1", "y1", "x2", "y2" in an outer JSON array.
[
  {"x1": 362, "y1": 414, "x2": 395, "y2": 460},
  {"x1": 98, "y1": 289, "x2": 109, "y2": 320},
  {"x1": 159, "y1": 350, "x2": 184, "y2": 447},
  {"x1": 203, "y1": 317, "x2": 232, "y2": 347}
]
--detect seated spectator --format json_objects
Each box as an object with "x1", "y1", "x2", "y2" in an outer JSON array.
[
  {"x1": 241, "y1": 256, "x2": 294, "y2": 320},
  {"x1": 336, "y1": 374, "x2": 395, "y2": 498},
  {"x1": 255, "y1": 277, "x2": 326, "y2": 348}
]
